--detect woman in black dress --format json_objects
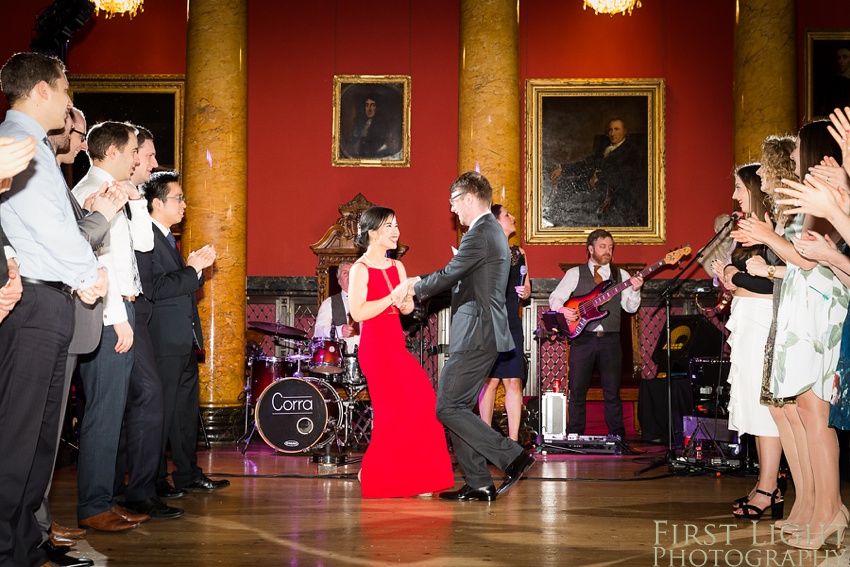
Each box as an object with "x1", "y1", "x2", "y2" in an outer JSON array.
[{"x1": 478, "y1": 205, "x2": 530, "y2": 441}]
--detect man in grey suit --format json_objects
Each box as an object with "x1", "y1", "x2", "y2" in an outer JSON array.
[{"x1": 396, "y1": 171, "x2": 535, "y2": 501}]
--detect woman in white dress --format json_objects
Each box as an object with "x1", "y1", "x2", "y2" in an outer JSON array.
[{"x1": 713, "y1": 164, "x2": 783, "y2": 520}]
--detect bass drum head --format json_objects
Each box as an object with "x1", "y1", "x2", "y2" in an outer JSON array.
[{"x1": 255, "y1": 378, "x2": 341, "y2": 453}]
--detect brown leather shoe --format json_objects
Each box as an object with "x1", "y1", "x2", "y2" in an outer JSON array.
[
  {"x1": 110, "y1": 504, "x2": 150, "y2": 523},
  {"x1": 51, "y1": 519, "x2": 86, "y2": 540},
  {"x1": 78, "y1": 510, "x2": 140, "y2": 532}
]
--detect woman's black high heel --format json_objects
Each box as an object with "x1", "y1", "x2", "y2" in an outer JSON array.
[
  {"x1": 735, "y1": 488, "x2": 784, "y2": 520},
  {"x1": 732, "y1": 475, "x2": 787, "y2": 511}
]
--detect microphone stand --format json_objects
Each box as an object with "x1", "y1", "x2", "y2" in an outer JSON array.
[{"x1": 637, "y1": 214, "x2": 737, "y2": 476}]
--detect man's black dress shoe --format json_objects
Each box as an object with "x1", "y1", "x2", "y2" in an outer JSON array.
[
  {"x1": 497, "y1": 450, "x2": 536, "y2": 496},
  {"x1": 438, "y1": 484, "x2": 498, "y2": 502},
  {"x1": 182, "y1": 474, "x2": 231, "y2": 492},
  {"x1": 39, "y1": 540, "x2": 94, "y2": 567},
  {"x1": 156, "y1": 480, "x2": 189, "y2": 499},
  {"x1": 122, "y1": 496, "x2": 185, "y2": 519}
]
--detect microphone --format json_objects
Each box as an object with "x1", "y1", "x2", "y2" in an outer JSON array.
[{"x1": 519, "y1": 265, "x2": 527, "y2": 287}]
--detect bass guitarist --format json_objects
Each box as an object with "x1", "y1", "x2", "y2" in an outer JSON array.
[{"x1": 548, "y1": 229, "x2": 643, "y2": 439}]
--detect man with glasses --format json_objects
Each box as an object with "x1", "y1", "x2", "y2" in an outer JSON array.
[
  {"x1": 144, "y1": 171, "x2": 229, "y2": 495},
  {"x1": 394, "y1": 171, "x2": 535, "y2": 501}
]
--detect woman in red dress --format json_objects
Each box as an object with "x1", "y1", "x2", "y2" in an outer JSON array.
[{"x1": 348, "y1": 206, "x2": 455, "y2": 498}]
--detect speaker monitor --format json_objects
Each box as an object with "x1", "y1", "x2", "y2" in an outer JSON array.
[{"x1": 652, "y1": 315, "x2": 724, "y2": 374}]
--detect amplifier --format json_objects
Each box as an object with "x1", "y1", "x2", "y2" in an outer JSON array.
[
  {"x1": 689, "y1": 357, "x2": 730, "y2": 417},
  {"x1": 541, "y1": 392, "x2": 567, "y2": 441},
  {"x1": 682, "y1": 415, "x2": 737, "y2": 444}
]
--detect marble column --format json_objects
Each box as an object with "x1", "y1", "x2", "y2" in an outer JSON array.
[
  {"x1": 183, "y1": 0, "x2": 247, "y2": 442},
  {"x1": 734, "y1": 0, "x2": 797, "y2": 165},
  {"x1": 458, "y1": 0, "x2": 521, "y2": 243}
]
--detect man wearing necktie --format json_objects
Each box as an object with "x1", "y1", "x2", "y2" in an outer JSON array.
[
  {"x1": 0, "y1": 52, "x2": 107, "y2": 567},
  {"x1": 548, "y1": 229, "x2": 643, "y2": 440},
  {"x1": 144, "y1": 170, "x2": 228, "y2": 494}
]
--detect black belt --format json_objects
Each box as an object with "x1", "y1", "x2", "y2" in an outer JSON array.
[
  {"x1": 593, "y1": 330, "x2": 619, "y2": 338},
  {"x1": 20, "y1": 276, "x2": 73, "y2": 294}
]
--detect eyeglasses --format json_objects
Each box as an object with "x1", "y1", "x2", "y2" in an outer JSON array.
[
  {"x1": 70, "y1": 128, "x2": 86, "y2": 138},
  {"x1": 164, "y1": 195, "x2": 186, "y2": 203},
  {"x1": 449, "y1": 191, "x2": 465, "y2": 205}
]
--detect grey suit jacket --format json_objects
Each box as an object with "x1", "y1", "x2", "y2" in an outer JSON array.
[
  {"x1": 415, "y1": 212, "x2": 513, "y2": 353},
  {"x1": 67, "y1": 186, "x2": 109, "y2": 355}
]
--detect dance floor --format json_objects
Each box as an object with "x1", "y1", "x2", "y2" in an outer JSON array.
[{"x1": 47, "y1": 436, "x2": 850, "y2": 567}]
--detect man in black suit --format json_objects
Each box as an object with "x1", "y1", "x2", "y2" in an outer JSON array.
[
  {"x1": 550, "y1": 118, "x2": 641, "y2": 216},
  {"x1": 144, "y1": 171, "x2": 229, "y2": 493},
  {"x1": 396, "y1": 171, "x2": 535, "y2": 501}
]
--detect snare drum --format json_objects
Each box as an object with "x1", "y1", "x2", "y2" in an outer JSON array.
[
  {"x1": 340, "y1": 353, "x2": 366, "y2": 385},
  {"x1": 249, "y1": 357, "x2": 295, "y2": 404},
  {"x1": 309, "y1": 338, "x2": 345, "y2": 375},
  {"x1": 255, "y1": 377, "x2": 342, "y2": 453}
]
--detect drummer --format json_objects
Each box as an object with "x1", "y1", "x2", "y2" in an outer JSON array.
[{"x1": 313, "y1": 262, "x2": 360, "y2": 354}]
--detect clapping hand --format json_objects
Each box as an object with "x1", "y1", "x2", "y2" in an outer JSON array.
[
  {"x1": 791, "y1": 230, "x2": 837, "y2": 264},
  {"x1": 731, "y1": 212, "x2": 774, "y2": 246},
  {"x1": 0, "y1": 136, "x2": 37, "y2": 193},
  {"x1": 187, "y1": 244, "x2": 216, "y2": 272},
  {"x1": 0, "y1": 259, "x2": 23, "y2": 323},
  {"x1": 775, "y1": 175, "x2": 850, "y2": 219}
]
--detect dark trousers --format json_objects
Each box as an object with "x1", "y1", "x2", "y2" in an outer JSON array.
[
  {"x1": 155, "y1": 353, "x2": 201, "y2": 488},
  {"x1": 76, "y1": 301, "x2": 135, "y2": 520},
  {"x1": 567, "y1": 333, "x2": 625, "y2": 438},
  {"x1": 0, "y1": 284, "x2": 73, "y2": 567},
  {"x1": 435, "y1": 345, "x2": 523, "y2": 488},
  {"x1": 115, "y1": 297, "x2": 164, "y2": 501}
]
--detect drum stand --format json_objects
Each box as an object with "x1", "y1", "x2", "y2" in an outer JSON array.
[{"x1": 336, "y1": 383, "x2": 370, "y2": 449}]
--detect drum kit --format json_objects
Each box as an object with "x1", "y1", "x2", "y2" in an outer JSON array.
[{"x1": 238, "y1": 321, "x2": 371, "y2": 455}]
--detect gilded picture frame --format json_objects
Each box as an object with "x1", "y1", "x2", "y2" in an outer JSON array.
[
  {"x1": 68, "y1": 74, "x2": 184, "y2": 184},
  {"x1": 332, "y1": 75, "x2": 411, "y2": 167},
  {"x1": 525, "y1": 78, "x2": 666, "y2": 245},
  {"x1": 805, "y1": 30, "x2": 850, "y2": 121}
]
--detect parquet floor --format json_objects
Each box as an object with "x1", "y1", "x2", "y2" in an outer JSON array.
[{"x1": 44, "y1": 438, "x2": 850, "y2": 567}]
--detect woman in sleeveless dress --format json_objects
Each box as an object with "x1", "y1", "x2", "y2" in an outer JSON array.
[
  {"x1": 713, "y1": 164, "x2": 783, "y2": 520},
  {"x1": 735, "y1": 121, "x2": 848, "y2": 549},
  {"x1": 348, "y1": 206, "x2": 454, "y2": 498}
]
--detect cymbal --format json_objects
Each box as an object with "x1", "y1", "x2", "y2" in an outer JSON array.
[
  {"x1": 247, "y1": 321, "x2": 306, "y2": 338},
  {"x1": 286, "y1": 353, "x2": 312, "y2": 362}
]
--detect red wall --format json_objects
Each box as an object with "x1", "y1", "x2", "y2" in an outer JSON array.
[
  {"x1": 246, "y1": 0, "x2": 460, "y2": 278},
  {"x1": 521, "y1": 0, "x2": 734, "y2": 279},
  {"x1": 1, "y1": 1, "x2": 848, "y2": 280}
]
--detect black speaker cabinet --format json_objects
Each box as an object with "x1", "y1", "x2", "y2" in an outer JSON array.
[{"x1": 652, "y1": 315, "x2": 725, "y2": 375}]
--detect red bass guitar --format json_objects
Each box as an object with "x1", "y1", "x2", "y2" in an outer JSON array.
[{"x1": 555, "y1": 246, "x2": 691, "y2": 340}]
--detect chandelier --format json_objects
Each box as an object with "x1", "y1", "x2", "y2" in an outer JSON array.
[
  {"x1": 91, "y1": 0, "x2": 144, "y2": 19},
  {"x1": 583, "y1": 0, "x2": 641, "y2": 16}
]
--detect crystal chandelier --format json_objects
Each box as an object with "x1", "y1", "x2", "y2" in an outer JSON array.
[
  {"x1": 92, "y1": 0, "x2": 144, "y2": 19},
  {"x1": 583, "y1": 0, "x2": 641, "y2": 16}
]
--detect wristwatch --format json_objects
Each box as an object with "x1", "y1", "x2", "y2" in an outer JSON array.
[{"x1": 766, "y1": 265, "x2": 776, "y2": 282}]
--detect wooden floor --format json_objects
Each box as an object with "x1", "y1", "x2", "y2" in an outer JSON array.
[{"x1": 46, "y1": 440, "x2": 850, "y2": 567}]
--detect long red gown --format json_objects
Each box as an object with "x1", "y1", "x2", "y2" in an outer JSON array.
[{"x1": 356, "y1": 261, "x2": 455, "y2": 498}]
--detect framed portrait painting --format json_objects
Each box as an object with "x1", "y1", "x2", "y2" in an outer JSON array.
[
  {"x1": 69, "y1": 74, "x2": 184, "y2": 185},
  {"x1": 525, "y1": 78, "x2": 666, "y2": 245},
  {"x1": 805, "y1": 30, "x2": 850, "y2": 121},
  {"x1": 332, "y1": 75, "x2": 411, "y2": 167}
]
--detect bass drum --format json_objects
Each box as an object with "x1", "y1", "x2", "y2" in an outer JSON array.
[{"x1": 255, "y1": 377, "x2": 342, "y2": 453}]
